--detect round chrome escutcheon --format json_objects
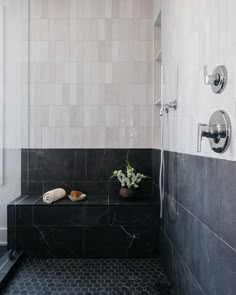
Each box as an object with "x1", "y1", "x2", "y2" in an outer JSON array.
[
  {"x1": 209, "y1": 110, "x2": 231, "y2": 153},
  {"x1": 212, "y1": 66, "x2": 227, "y2": 94}
]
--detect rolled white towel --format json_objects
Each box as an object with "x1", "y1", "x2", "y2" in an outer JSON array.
[{"x1": 43, "y1": 188, "x2": 66, "y2": 204}]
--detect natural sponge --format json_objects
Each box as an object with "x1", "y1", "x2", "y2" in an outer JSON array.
[{"x1": 69, "y1": 191, "x2": 87, "y2": 202}]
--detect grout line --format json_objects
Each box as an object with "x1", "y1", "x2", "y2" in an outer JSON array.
[
  {"x1": 168, "y1": 194, "x2": 236, "y2": 255},
  {"x1": 160, "y1": 227, "x2": 207, "y2": 295}
]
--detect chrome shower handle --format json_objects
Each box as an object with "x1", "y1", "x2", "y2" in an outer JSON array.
[
  {"x1": 197, "y1": 124, "x2": 209, "y2": 152},
  {"x1": 204, "y1": 65, "x2": 227, "y2": 94},
  {"x1": 197, "y1": 123, "x2": 224, "y2": 152},
  {"x1": 204, "y1": 66, "x2": 220, "y2": 86}
]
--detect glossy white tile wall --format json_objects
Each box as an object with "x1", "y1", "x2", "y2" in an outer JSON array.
[
  {"x1": 29, "y1": 0, "x2": 154, "y2": 148},
  {"x1": 159, "y1": 0, "x2": 236, "y2": 161}
]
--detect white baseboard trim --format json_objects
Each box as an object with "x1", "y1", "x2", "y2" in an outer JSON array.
[{"x1": 0, "y1": 227, "x2": 7, "y2": 245}]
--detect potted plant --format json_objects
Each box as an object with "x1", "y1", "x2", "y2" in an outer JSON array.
[{"x1": 112, "y1": 161, "x2": 148, "y2": 199}]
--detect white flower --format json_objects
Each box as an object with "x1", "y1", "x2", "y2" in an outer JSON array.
[{"x1": 112, "y1": 162, "x2": 148, "y2": 189}]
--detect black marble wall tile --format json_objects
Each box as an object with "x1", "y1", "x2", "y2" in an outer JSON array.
[
  {"x1": 9, "y1": 225, "x2": 158, "y2": 259},
  {"x1": 83, "y1": 225, "x2": 159, "y2": 258},
  {"x1": 164, "y1": 151, "x2": 177, "y2": 198},
  {"x1": 86, "y1": 149, "x2": 128, "y2": 180},
  {"x1": 28, "y1": 149, "x2": 86, "y2": 181},
  {"x1": 8, "y1": 226, "x2": 84, "y2": 258},
  {"x1": 167, "y1": 151, "x2": 236, "y2": 253},
  {"x1": 27, "y1": 181, "x2": 44, "y2": 194},
  {"x1": 7, "y1": 206, "x2": 16, "y2": 226},
  {"x1": 175, "y1": 153, "x2": 218, "y2": 233},
  {"x1": 152, "y1": 149, "x2": 161, "y2": 185},
  {"x1": 127, "y1": 149, "x2": 153, "y2": 177},
  {"x1": 21, "y1": 149, "x2": 30, "y2": 194},
  {"x1": 154, "y1": 149, "x2": 236, "y2": 295},
  {"x1": 214, "y1": 159, "x2": 236, "y2": 251},
  {"x1": 32, "y1": 206, "x2": 109, "y2": 226},
  {"x1": 162, "y1": 193, "x2": 236, "y2": 295},
  {"x1": 7, "y1": 227, "x2": 16, "y2": 251},
  {"x1": 9, "y1": 206, "x2": 33, "y2": 226},
  {"x1": 22, "y1": 149, "x2": 154, "y2": 197},
  {"x1": 109, "y1": 205, "x2": 159, "y2": 225},
  {"x1": 160, "y1": 230, "x2": 204, "y2": 295}
]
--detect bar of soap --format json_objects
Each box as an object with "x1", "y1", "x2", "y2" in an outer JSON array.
[{"x1": 69, "y1": 191, "x2": 87, "y2": 202}]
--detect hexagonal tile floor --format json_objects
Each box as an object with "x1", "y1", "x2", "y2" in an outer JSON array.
[{"x1": 1, "y1": 258, "x2": 173, "y2": 295}]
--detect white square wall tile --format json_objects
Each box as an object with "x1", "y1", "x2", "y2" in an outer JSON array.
[
  {"x1": 139, "y1": 0, "x2": 153, "y2": 18},
  {"x1": 48, "y1": 0, "x2": 63, "y2": 19},
  {"x1": 84, "y1": 84, "x2": 104, "y2": 105},
  {"x1": 105, "y1": 106, "x2": 121, "y2": 127},
  {"x1": 98, "y1": 19, "x2": 106, "y2": 41},
  {"x1": 84, "y1": 0, "x2": 105, "y2": 18},
  {"x1": 84, "y1": 106, "x2": 105, "y2": 127},
  {"x1": 105, "y1": 63, "x2": 112, "y2": 84},
  {"x1": 139, "y1": 106, "x2": 153, "y2": 127},
  {"x1": 31, "y1": 63, "x2": 42, "y2": 83},
  {"x1": 62, "y1": 106, "x2": 84, "y2": 127},
  {"x1": 141, "y1": 20, "x2": 153, "y2": 41},
  {"x1": 70, "y1": 20, "x2": 85, "y2": 40},
  {"x1": 112, "y1": 20, "x2": 120, "y2": 41},
  {"x1": 120, "y1": 0, "x2": 133, "y2": 18},
  {"x1": 56, "y1": 41, "x2": 70, "y2": 62},
  {"x1": 30, "y1": 0, "x2": 42, "y2": 19},
  {"x1": 41, "y1": 19, "x2": 49, "y2": 40},
  {"x1": 90, "y1": 63, "x2": 105, "y2": 83},
  {"x1": 105, "y1": 0, "x2": 112, "y2": 18},
  {"x1": 103, "y1": 84, "x2": 120, "y2": 106},
  {"x1": 31, "y1": 41, "x2": 49, "y2": 62},
  {"x1": 41, "y1": 63, "x2": 56, "y2": 83},
  {"x1": 70, "y1": 0, "x2": 84, "y2": 19},
  {"x1": 228, "y1": 0, "x2": 236, "y2": 46},
  {"x1": 219, "y1": 0, "x2": 228, "y2": 53},
  {"x1": 62, "y1": 127, "x2": 78, "y2": 148},
  {"x1": 42, "y1": 127, "x2": 55, "y2": 148},
  {"x1": 112, "y1": 0, "x2": 120, "y2": 18},
  {"x1": 77, "y1": 128, "x2": 84, "y2": 147},
  {"x1": 84, "y1": 127, "x2": 105, "y2": 148},
  {"x1": 42, "y1": 84, "x2": 57, "y2": 105},
  {"x1": 30, "y1": 127, "x2": 42, "y2": 148},
  {"x1": 30, "y1": 20, "x2": 42, "y2": 41},
  {"x1": 105, "y1": 127, "x2": 120, "y2": 147},
  {"x1": 70, "y1": 84, "x2": 84, "y2": 105},
  {"x1": 119, "y1": 106, "x2": 140, "y2": 127},
  {"x1": 30, "y1": 84, "x2": 42, "y2": 106},
  {"x1": 70, "y1": 62, "x2": 84, "y2": 83}
]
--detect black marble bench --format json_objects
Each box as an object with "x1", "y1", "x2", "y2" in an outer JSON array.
[{"x1": 8, "y1": 194, "x2": 160, "y2": 258}]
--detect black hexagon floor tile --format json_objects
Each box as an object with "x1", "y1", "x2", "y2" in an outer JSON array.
[{"x1": 1, "y1": 258, "x2": 173, "y2": 295}]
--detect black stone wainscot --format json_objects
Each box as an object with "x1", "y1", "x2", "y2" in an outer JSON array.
[{"x1": 8, "y1": 193, "x2": 160, "y2": 258}]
